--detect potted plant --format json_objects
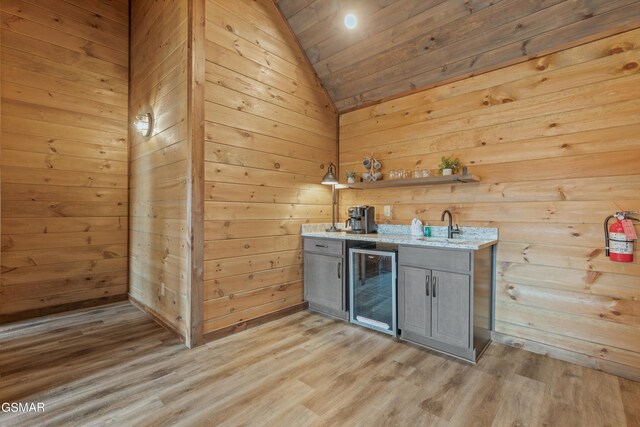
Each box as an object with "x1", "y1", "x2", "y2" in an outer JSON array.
[
  {"x1": 439, "y1": 156, "x2": 463, "y2": 176},
  {"x1": 346, "y1": 171, "x2": 357, "y2": 183}
]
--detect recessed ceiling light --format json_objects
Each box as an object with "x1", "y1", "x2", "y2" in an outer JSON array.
[{"x1": 344, "y1": 13, "x2": 357, "y2": 29}]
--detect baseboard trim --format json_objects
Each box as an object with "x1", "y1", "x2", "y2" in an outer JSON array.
[
  {"x1": 128, "y1": 295, "x2": 186, "y2": 345},
  {"x1": 204, "y1": 301, "x2": 309, "y2": 342},
  {"x1": 492, "y1": 331, "x2": 640, "y2": 382},
  {"x1": 0, "y1": 294, "x2": 128, "y2": 324}
]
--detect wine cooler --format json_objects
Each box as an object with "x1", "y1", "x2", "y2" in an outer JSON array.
[{"x1": 349, "y1": 248, "x2": 397, "y2": 336}]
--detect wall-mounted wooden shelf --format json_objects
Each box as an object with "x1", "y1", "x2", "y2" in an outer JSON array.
[{"x1": 346, "y1": 174, "x2": 480, "y2": 189}]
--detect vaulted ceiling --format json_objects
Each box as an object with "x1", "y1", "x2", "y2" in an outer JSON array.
[{"x1": 276, "y1": 0, "x2": 640, "y2": 112}]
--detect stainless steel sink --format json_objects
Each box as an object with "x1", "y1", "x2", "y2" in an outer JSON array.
[
  {"x1": 444, "y1": 239, "x2": 472, "y2": 244},
  {"x1": 416, "y1": 237, "x2": 472, "y2": 244}
]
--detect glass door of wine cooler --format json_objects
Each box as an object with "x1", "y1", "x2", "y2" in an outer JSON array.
[{"x1": 349, "y1": 248, "x2": 397, "y2": 336}]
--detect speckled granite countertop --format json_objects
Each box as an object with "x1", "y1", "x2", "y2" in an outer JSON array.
[{"x1": 301, "y1": 224, "x2": 498, "y2": 250}]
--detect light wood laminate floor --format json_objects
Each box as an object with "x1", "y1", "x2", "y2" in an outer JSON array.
[{"x1": 0, "y1": 302, "x2": 638, "y2": 426}]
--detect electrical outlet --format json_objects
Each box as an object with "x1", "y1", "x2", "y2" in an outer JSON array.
[
  {"x1": 160, "y1": 282, "x2": 165, "y2": 296},
  {"x1": 384, "y1": 205, "x2": 391, "y2": 217}
]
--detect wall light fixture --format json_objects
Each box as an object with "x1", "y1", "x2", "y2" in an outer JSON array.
[
  {"x1": 134, "y1": 112, "x2": 153, "y2": 137},
  {"x1": 321, "y1": 162, "x2": 340, "y2": 232}
]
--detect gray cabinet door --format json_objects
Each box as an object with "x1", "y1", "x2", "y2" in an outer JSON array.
[
  {"x1": 398, "y1": 266, "x2": 431, "y2": 338},
  {"x1": 431, "y1": 270, "x2": 471, "y2": 348},
  {"x1": 304, "y1": 252, "x2": 344, "y2": 312}
]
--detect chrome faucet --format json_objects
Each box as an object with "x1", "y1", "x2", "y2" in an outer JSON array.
[{"x1": 441, "y1": 210, "x2": 461, "y2": 239}]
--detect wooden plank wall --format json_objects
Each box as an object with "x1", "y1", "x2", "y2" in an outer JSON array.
[
  {"x1": 339, "y1": 28, "x2": 640, "y2": 379},
  {"x1": 0, "y1": 0, "x2": 129, "y2": 322},
  {"x1": 277, "y1": 0, "x2": 640, "y2": 111},
  {"x1": 203, "y1": 0, "x2": 336, "y2": 336},
  {"x1": 129, "y1": 0, "x2": 192, "y2": 342}
]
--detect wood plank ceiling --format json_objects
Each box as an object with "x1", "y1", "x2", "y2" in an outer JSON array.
[{"x1": 275, "y1": 0, "x2": 640, "y2": 112}]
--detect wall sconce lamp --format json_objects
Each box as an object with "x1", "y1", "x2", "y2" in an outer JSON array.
[
  {"x1": 134, "y1": 111, "x2": 153, "y2": 137},
  {"x1": 321, "y1": 162, "x2": 340, "y2": 232}
]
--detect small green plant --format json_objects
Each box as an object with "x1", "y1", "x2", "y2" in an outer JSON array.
[
  {"x1": 346, "y1": 171, "x2": 356, "y2": 179},
  {"x1": 439, "y1": 156, "x2": 463, "y2": 174}
]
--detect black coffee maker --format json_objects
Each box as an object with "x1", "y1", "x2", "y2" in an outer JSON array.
[{"x1": 345, "y1": 206, "x2": 377, "y2": 234}]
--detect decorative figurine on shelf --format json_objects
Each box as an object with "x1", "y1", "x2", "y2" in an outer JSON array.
[
  {"x1": 362, "y1": 153, "x2": 382, "y2": 182},
  {"x1": 439, "y1": 155, "x2": 463, "y2": 176},
  {"x1": 346, "y1": 171, "x2": 356, "y2": 184}
]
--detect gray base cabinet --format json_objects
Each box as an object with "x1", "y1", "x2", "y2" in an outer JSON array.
[
  {"x1": 303, "y1": 238, "x2": 347, "y2": 320},
  {"x1": 431, "y1": 270, "x2": 470, "y2": 348},
  {"x1": 398, "y1": 245, "x2": 493, "y2": 363},
  {"x1": 303, "y1": 236, "x2": 495, "y2": 362},
  {"x1": 398, "y1": 266, "x2": 431, "y2": 338}
]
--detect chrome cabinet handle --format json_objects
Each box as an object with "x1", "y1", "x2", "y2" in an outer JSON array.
[
  {"x1": 337, "y1": 262, "x2": 341, "y2": 279},
  {"x1": 315, "y1": 244, "x2": 328, "y2": 248},
  {"x1": 432, "y1": 277, "x2": 437, "y2": 298},
  {"x1": 425, "y1": 275, "x2": 430, "y2": 296}
]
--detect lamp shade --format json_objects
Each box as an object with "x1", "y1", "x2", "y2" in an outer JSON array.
[{"x1": 321, "y1": 162, "x2": 338, "y2": 185}]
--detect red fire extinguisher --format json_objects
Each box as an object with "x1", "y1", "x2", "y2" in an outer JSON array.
[{"x1": 604, "y1": 211, "x2": 639, "y2": 262}]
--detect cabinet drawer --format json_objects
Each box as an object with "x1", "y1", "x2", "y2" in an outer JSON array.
[
  {"x1": 304, "y1": 238, "x2": 343, "y2": 256},
  {"x1": 399, "y1": 246, "x2": 470, "y2": 272}
]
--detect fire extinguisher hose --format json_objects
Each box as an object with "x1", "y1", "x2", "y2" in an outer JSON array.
[{"x1": 604, "y1": 215, "x2": 614, "y2": 257}]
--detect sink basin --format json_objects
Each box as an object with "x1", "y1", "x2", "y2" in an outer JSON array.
[
  {"x1": 444, "y1": 239, "x2": 472, "y2": 244},
  {"x1": 416, "y1": 237, "x2": 472, "y2": 244}
]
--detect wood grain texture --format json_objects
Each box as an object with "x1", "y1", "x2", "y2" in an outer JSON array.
[
  {"x1": 1, "y1": 14, "x2": 3, "y2": 301},
  {"x1": 129, "y1": 0, "x2": 191, "y2": 343},
  {"x1": 187, "y1": 0, "x2": 206, "y2": 348},
  {"x1": 277, "y1": 0, "x2": 640, "y2": 111},
  {"x1": 203, "y1": 0, "x2": 336, "y2": 335},
  {"x1": 339, "y1": 28, "x2": 640, "y2": 380},
  {"x1": 0, "y1": 0, "x2": 129, "y2": 320},
  {"x1": 0, "y1": 302, "x2": 637, "y2": 425}
]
